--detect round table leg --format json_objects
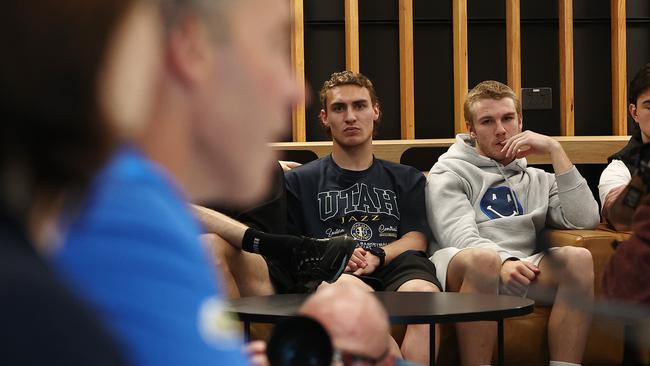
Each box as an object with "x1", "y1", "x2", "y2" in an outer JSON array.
[
  {"x1": 498, "y1": 319, "x2": 504, "y2": 366},
  {"x1": 244, "y1": 321, "x2": 251, "y2": 342},
  {"x1": 430, "y1": 322, "x2": 436, "y2": 366}
]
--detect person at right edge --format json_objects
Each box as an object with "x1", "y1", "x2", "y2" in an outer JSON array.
[
  {"x1": 599, "y1": 62, "x2": 650, "y2": 230},
  {"x1": 600, "y1": 63, "x2": 650, "y2": 306}
]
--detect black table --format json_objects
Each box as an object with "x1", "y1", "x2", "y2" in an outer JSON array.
[{"x1": 226, "y1": 292, "x2": 534, "y2": 366}]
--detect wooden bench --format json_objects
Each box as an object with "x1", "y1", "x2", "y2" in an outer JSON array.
[{"x1": 272, "y1": 135, "x2": 630, "y2": 166}]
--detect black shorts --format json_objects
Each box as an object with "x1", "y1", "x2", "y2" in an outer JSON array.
[{"x1": 265, "y1": 250, "x2": 441, "y2": 294}]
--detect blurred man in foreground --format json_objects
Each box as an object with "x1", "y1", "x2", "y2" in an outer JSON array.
[{"x1": 54, "y1": 0, "x2": 299, "y2": 365}]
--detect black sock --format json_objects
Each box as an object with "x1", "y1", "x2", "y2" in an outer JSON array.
[{"x1": 241, "y1": 228, "x2": 303, "y2": 265}]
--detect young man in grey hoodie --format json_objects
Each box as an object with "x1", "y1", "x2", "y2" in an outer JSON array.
[{"x1": 426, "y1": 80, "x2": 599, "y2": 366}]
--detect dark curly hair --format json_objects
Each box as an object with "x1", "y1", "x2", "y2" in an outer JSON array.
[{"x1": 629, "y1": 63, "x2": 650, "y2": 105}]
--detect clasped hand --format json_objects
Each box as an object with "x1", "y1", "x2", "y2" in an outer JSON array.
[
  {"x1": 345, "y1": 247, "x2": 380, "y2": 275},
  {"x1": 500, "y1": 259, "x2": 540, "y2": 296}
]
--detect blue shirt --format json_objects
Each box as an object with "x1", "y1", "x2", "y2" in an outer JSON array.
[{"x1": 54, "y1": 147, "x2": 247, "y2": 366}]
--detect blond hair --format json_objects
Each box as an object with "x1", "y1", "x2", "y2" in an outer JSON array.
[{"x1": 464, "y1": 80, "x2": 521, "y2": 125}]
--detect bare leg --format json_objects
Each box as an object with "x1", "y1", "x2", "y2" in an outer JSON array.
[
  {"x1": 388, "y1": 335, "x2": 402, "y2": 359},
  {"x1": 194, "y1": 205, "x2": 277, "y2": 296},
  {"x1": 193, "y1": 204, "x2": 248, "y2": 247},
  {"x1": 204, "y1": 233, "x2": 275, "y2": 297},
  {"x1": 446, "y1": 248, "x2": 501, "y2": 366},
  {"x1": 397, "y1": 279, "x2": 441, "y2": 365},
  {"x1": 531, "y1": 246, "x2": 594, "y2": 363}
]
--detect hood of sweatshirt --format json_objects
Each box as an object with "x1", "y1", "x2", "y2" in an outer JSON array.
[{"x1": 434, "y1": 134, "x2": 527, "y2": 174}]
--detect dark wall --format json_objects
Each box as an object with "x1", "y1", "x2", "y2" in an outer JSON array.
[{"x1": 302, "y1": 0, "x2": 650, "y2": 141}]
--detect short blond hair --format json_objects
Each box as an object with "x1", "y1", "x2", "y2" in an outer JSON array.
[{"x1": 464, "y1": 80, "x2": 521, "y2": 125}]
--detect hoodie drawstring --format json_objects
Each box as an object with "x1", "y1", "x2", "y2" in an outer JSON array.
[{"x1": 494, "y1": 162, "x2": 521, "y2": 215}]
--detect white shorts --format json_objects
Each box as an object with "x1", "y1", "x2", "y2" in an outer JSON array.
[{"x1": 430, "y1": 247, "x2": 557, "y2": 294}]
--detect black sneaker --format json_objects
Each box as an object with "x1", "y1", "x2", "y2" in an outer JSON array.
[{"x1": 293, "y1": 235, "x2": 357, "y2": 290}]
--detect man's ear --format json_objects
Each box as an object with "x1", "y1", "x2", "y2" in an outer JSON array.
[
  {"x1": 517, "y1": 114, "x2": 523, "y2": 132},
  {"x1": 320, "y1": 109, "x2": 328, "y2": 127},
  {"x1": 466, "y1": 121, "x2": 475, "y2": 138},
  {"x1": 372, "y1": 103, "x2": 380, "y2": 121},
  {"x1": 630, "y1": 103, "x2": 639, "y2": 122},
  {"x1": 166, "y1": 16, "x2": 212, "y2": 86}
]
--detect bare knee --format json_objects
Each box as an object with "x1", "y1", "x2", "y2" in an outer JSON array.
[
  {"x1": 397, "y1": 279, "x2": 440, "y2": 293},
  {"x1": 452, "y1": 248, "x2": 500, "y2": 278},
  {"x1": 554, "y1": 246, "x2": 594, "y2": 287}
]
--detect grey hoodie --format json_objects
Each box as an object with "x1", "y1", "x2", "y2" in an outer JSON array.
[{"x1": 426, "y1": 134, "x2": 599, "y2": 261}]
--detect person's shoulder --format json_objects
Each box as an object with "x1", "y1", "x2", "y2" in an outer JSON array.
[
  {"x1": 285, "y1": 156, "x2": 328, "y2": 183},
  {"x1": 429, "y1": 153, "x2": 470, "y2": 176},
  {"x1": 0, "y1": 236, "x2": 52, "y2": 293},
  {"x1": 66, "y1": 149, "x2": 199, "y2": 252},
  {"x1": 375, "y1": 158, "x2": 422, "y2": 176},
  {"x1": 87, "y1": 148, "x2": 185, "y2": 216},
  {"x1": 0, "y1": 242, "x2": 126, "y2": 365},
  {"x1": 1, "y1": 248, "x2": 76, "y2": 313},
  {"x1": 375, "y1": 159, "x2": 425, "y2": 184},
  {"x1": 0, "y1": 239, "x2": 99, "y2": 332},
  {"x1": 603, "y1": 159, "x2": 629, "y2": 174}
]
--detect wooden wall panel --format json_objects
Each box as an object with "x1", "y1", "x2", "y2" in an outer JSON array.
[
  {"x1": 611, "y1": 0, "x2": 627, "y2": 135},
  {"x1": 399, "y1": 0, "x2": 415, "y2": 139},
  {"x1": 559, "y1": 0, "x2": 575, "y2": 136},
  {"x1": 506, "y1": 0, "x2": 521, "y2": 101},
  {"x1": 453, "y1": 0, "x2": 469, "y2": 134},
  {"x1": 344, "y1": 0, "x2": 360, "y2": 72},
  {"x1": 290, "y1": 0, "x2": 306, "y2": 141}
]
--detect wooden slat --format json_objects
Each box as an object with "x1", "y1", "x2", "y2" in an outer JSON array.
[
  {"x1": 399, "y1": 0, "x2": 415, "y2": 139},
  {"x1": 344, "y1": 0, "x2": 360, "y2": 72},
  {"x1": 453, "y1": 0, "x2": 469, "y2": 134},
  {"x1": 271, "y1": 136, "x2": 630, "y2": 165},
  {"x1": 559, "y1": 0, "x2": 575, "y2": 136},
  {"x1": 611, "y1": 0, "x2": 627, "y2": 135},
  {"x1": 290, "y1": 0, "x2": 306, "y2": 142},
  {"x1": 506, "y1": 0, "x2": 522, "y2": 101}
]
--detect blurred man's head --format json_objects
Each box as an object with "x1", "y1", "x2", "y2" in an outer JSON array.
[
  {"x1": 149, "y1": 0, "x2": 299, "y2": 205},
  {"x1": 464, "y1": 80, "x2": 523, "y2": 165},
  {"x1": 0, "y1": 0, "x2": 161, "y2": 219},
  {"x1": 319, "y1": 71, "x2": 381, "y2": 148},
  {"x1": 300, "y1": 284, "x2": 395, "y2": 366},
  {"x1": 629, "y1": 63, "x2": 650, "y2": 143}
]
